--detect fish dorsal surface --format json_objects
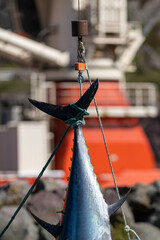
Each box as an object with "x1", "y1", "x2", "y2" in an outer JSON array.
[{"x1": 60, "y1": 125, "x2": 111, "y2": 240}]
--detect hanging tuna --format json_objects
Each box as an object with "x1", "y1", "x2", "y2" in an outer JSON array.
[{"x1": 29, "y1": 80, "x2": 129, "y2": 240}]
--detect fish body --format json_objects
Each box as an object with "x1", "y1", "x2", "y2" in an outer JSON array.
[
  {"x1": 60, "y1": 125, "x2": 111, "y2": 240},
  {"x1": 29, "y1": 80, "x2": 129, "y2": 240}
]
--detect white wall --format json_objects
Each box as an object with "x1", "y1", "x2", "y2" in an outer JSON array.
[
  {"x1": 17, "y1": 121, "x2": 50, "y2": 173},
  {"x1": 0, "y1": 121, "x2": 51, "y2": 173}
]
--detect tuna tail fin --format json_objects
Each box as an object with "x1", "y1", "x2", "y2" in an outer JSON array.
[
  {"x1": 29, "y1": 211, "x2": 61, "y2": 238},
  {"x1": 28, "y1": 79, "x2": 99, "y2": 122},
  {"x1": 108, "y1": 190, "x2": 130, "y2": 216}
]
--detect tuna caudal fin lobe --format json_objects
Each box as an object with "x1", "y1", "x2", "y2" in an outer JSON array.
[
  {"x1": 29, "y1": 211, "x2": 61, "y2": 238},
  {"x1": 108, "y1": 190, "x2": 130, "y2": 216},
  {"x1": 28, "y1": 79, "x2": 99, "y2": 122},
  {"x1": 75, "y1": 79, "x2": 99, "y2": 110},
  {"x1": 28, "y1": 98, "x2": 67, "y2": 121}
]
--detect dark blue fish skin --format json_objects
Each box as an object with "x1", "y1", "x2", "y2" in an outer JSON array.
[{"x1": 60, "y1": 125, "x2": 111, "y2": 240}]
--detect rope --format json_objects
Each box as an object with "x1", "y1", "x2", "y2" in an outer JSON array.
[
  {"x1": 81, "y1": 41, "x2": 142, "y2": 240},
  {"x1": 64, "y1": 103, "x2": 89, "y2": 127},
  {"x1": 79, "y1": 77, "x2": 83, "y2": 97},
  {"x1": 125, "y1": 225, "x2": 141, "y2": 240},
  {"x1": 77, "y1": 71, "x2": 84, "y2": 97},
  {"x1": 0, "y1": 103, "x2": 88, "y2": 238}
]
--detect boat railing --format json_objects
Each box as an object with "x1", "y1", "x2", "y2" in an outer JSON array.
[
  {"x1": 88, "y1": 82, "x2": 158, "y2": 118},
  {"x1": 126, "y1": 82, "x2": 157, "y2": 107}
]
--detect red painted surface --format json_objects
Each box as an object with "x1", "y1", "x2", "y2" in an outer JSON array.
[{"x1": 54, "y1": 125, "x2": 158, "y2": 187}]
